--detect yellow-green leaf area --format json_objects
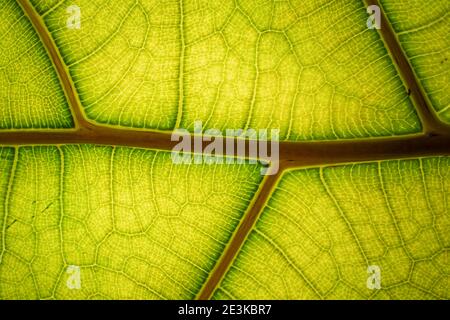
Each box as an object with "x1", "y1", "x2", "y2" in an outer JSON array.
[
  {"x1": 215, "y1": 156, "x2": 450, "y2": 299},
  {"x1": 381, "y1": 0, "x2": 450, "y2": 124},
  {"x1": 0, "y1": 145, "x2": 263, "y2": 299}
]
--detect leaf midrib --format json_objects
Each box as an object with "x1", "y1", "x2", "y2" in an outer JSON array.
[{"x1": 3, "y1": 0, "x2": 450, "y2": 300}]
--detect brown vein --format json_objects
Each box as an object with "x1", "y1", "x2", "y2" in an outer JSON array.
[{"x1": 16, "y1": 0, "x2": 91, "y2": 129}]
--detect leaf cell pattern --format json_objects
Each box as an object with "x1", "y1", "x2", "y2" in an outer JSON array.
[
  {"x1": 29, "y1": 0, "x2": 422, "y2": 139},
  {"x1": 0, "y1": 0, "x2": 73, "y2": 129}
]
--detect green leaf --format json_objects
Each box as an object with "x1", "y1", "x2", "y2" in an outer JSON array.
[
  {"x1": 0, "y1": 146, "x2": 262, "y2": 299},
  {"x1": 28, "y1": 0, "x2": 422, "y2": 138},
  {"x1": 0, "y1": 0, "x2": 449, "y2": 300}
]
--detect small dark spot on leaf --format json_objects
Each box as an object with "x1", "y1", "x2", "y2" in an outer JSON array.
[{"x1": 6, "y1": 219, "x2": 17, "y2": 230}]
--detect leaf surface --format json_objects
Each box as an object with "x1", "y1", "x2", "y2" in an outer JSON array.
[
  {"x1": 0, "y1": 0, "x2": 449, "y2": 300},
  {"x1": 381, "y1": 0, "x2": 450, "y2": 123}
]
